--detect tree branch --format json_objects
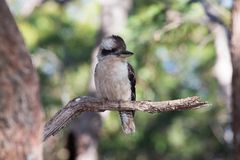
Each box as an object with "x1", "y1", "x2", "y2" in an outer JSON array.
[{"x1": 43, "y1": 96, "x2": 209, "y2": 141}]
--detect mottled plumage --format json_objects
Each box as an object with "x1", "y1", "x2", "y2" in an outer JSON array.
[{"x1": 94, "y1": 35, "x2": 136, "y2": 134}]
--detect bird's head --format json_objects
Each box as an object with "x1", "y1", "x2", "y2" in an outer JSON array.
[{"x1": 98, "y1": 35, "x2": 134, "y2": 60}]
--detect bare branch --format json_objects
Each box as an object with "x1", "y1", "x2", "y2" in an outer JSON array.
[{"x1": 43, "y1": 96, "x2": 209, "y2": 141}]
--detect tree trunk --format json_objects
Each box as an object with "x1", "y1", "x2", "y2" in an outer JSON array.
[
  {"x1": 200, "y1": 0, "x2": 233, "y2": 146},
  {"x1": 0, "y1": 0, "x2": 43, "y2": 160},
  {"x1": 231, "y1": 0, "x2": 240, "y2": 159},
  {"x1": 66, "y1": 0, "x2": 132, "y2": 159},
  {"x1": 201, "y1": 0, "x2": 232, "y2": 111}
]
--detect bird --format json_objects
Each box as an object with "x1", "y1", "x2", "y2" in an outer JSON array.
[{"x1": 94, "y1": 35, "x2": 136, "y2": 134}]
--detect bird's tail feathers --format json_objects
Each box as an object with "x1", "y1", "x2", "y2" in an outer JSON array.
[{"x1": 119, "y1": 111, "x2": 135, "y2": 134}]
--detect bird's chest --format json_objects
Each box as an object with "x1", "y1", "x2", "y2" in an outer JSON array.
[{"x1": 95, "y1": 60, "x2": 131, "y2": 100}]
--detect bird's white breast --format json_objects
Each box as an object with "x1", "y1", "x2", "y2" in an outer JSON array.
[{"x1": 94, "y1": 56, "x2": 131, "y2": 101}]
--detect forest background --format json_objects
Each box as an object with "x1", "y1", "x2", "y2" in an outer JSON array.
[{"x1": 1, "y1": 0, "x2": 236, "y2": 159}]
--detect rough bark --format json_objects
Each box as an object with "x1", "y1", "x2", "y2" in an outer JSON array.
[
  {"x1": 230, "y1": 0, "x2": 240, "y2": 159},
  {"x1": 66, "y1": 0, "x2": 133, "y2": 159},
  {"x1": 44, "y1": 96, "x2": 208, "y2": 141},
  {"x1": 0, "y1": 0, "x2": 43, "y2": 160}
]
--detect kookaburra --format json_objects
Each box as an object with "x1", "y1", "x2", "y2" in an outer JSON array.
[{"x1": 94, "y1": 35, "x2": 136, "y2": 134}]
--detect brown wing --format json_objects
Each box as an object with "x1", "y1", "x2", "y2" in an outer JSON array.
[
  {"x1": 119, "y1": 63, "x2": 136, "y2": 133},
  {"x1": 127, "y1": 63, "x2": 136, "y2": 101}
]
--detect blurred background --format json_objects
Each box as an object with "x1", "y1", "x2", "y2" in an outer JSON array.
[{"x1": 6, "y1": 0, "x2": 233, "y2": 159}]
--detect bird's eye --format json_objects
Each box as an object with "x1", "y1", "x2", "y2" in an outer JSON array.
[{"x1": 102, "y1": 48, "x2": 117, "y2": 56}]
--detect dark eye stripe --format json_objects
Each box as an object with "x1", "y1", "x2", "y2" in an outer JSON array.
[{"x1": 102, "y1": 48, "x2": 117, "y2": 56}]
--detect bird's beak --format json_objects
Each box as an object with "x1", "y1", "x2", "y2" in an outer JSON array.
[{"x1": 119, "y1": 50, "x2": 134, "y2": 57}]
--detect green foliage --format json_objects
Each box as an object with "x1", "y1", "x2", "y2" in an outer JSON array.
[
  {"x1": 17, "y1": 1, "x2": 98, "y2": 108},
  {"x1": 11, "y1": 0, "x2": 231, "y2": 159}
]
